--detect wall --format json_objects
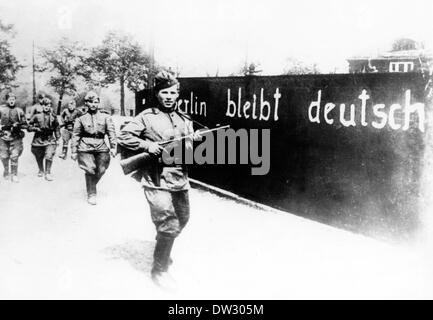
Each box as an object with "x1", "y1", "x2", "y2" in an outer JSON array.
[{"x1": 136, "y1": 73, "x2": 431, "y2": 240}]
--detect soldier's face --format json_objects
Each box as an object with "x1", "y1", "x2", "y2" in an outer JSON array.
[
  {"x1": 7, "y1": 97, "x2": 16, "y2": 107},
  {"x1": 86, "y1": 100, "x2": 99, "y2": 112},
  {"x1": 68, "y1": 101, "x2": 76, "y2": 110},
  {"x1": 38, "y1": 97, "x2": 44, "y2": 104},
  {"x1": 157, "y1": 84, "x2": 179, "y2": 109},
  {"x1": 43, "y1": 104, "x2": 52, "y2": 113}
]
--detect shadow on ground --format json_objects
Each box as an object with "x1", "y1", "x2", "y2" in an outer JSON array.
[{"x1": 102, "y1": 240, "x2": 155, "y2": 274}]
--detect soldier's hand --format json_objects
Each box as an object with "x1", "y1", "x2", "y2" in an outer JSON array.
[
  {"x1": 71, "y1": 153, "x2": 78, "y2": 161},
  {"x1": 110, "y1": 148, "x2": 117, "y2": 158},
  {"x1": 148, "y1": 142, "x2": 164, "y2": 156},
  {"x1": 192, "y1": 129, "x2": 207, "y2": 142}
]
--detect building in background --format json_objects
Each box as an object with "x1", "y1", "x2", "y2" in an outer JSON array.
[{"x1": 347, "y1": 49, "x2": 433, "y2": 74}]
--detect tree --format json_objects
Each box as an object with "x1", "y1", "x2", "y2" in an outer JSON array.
[
  {"x1": 0, "y1": 20, "x2": 22, "y2": 91},
  {"x1": 283, "y1": 57, "x2": 320, "y2": 75},
  {"x1": 86, "y1": 31, "x2": 152, "y2": 116},
  {"x1": 391, "y1": 38, "x2": 418, "y2": 52},
  {"x1": 39, "y1": 37, "x2": 87, "y2": 114}
]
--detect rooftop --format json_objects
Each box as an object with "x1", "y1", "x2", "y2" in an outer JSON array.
[{"x1": 347, "y1": 49, "x2": 433, "y2": 61}]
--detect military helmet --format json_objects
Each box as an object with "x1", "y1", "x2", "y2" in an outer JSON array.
[{"x1": 84, "y1": 91, "x2": 100, "y2": 103}]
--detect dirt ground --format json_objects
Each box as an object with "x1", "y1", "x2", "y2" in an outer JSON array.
[{"x1": 1, "y1": 134, "x2": 433, "y2": 300}]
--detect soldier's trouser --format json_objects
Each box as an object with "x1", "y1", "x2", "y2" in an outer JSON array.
[
  {"x1": 144, "y1": 189, "x2": 190, "y2": 239},
  {"x1": 78, "y1": 152, "x2": 111, "y2": 196},
  {"x1": 0, "y1": 139, "x2": 23, "y2": 163},
  {"x1": 31, "y1": 145, "x2": 57, "y2": 172},
  {"x1": 77, "y1": 152, "x2": 111, "y2": 178},
  {"x1": 61, "y1": 129, "x2": 72, "y2": 149}
]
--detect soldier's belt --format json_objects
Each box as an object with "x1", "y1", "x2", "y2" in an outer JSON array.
[{"x1": 80, "y1": 132, "x2": 105, "y2": 139}]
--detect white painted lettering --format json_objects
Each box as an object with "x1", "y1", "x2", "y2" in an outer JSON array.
[{"x1": 308, "y1": 90, "x2": 321, "y2": 124}]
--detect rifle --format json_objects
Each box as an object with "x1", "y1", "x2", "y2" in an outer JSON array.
[
  {"x1": 119, "y1": 125, "x2": 230, "y2": 175},
  {"x1": 29, "y1": 121, "x2": 55, "y2": 137},
  {"x1": 60, "y1": 121, "x2": 74, "y2": 130},
  {"x1": 0, "y1": 123, "x2": 28, "y2": 139}
]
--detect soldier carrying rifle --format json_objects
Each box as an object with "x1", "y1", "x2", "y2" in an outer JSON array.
[
  {"x1": 118, "y1": 71, "x2": 205, "y2": 289},
  {"x1": 27, "y1": 97, "x2": 61, "y2": 181},
  {"x1": 71, "y1": 91, "x2": 117, "y2": 205},
  {"x1": 0, "y1": 92, "x2": 27, "y2": 183},
  {"x1": 59, "y1": 99, "x2": 83, "y2": 159}
]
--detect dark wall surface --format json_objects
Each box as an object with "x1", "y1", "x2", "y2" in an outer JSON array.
[{"x1": 136, "y1": 73, "x2": 430, "y2": 239}]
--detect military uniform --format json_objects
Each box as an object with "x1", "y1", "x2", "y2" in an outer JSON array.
[
  {"x1": 118, "y1": 101, "x2": 199, "y2": 289},
  {"x1": 0, "y1": 104, "x2": 26, "y2": 181},
  {"x1": 119, "y1": 107, "x2": 194, "y2": 236},
  {"x1": 59, "y1": 108, "x2": 82, "y2": 159},
  {"x1": 71, "y1": 109, "x2": 117, "y2": 202},
  {"x1": 28, "y1": 112, "x2": 61, "y2": 180},
  {"x1": 119, "y1": 71, "x2": 203, "y2": 288}
]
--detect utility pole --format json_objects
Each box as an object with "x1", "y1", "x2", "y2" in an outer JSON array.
[
  {"x1": 32, "y1": 41, "x2": 37, "y2": 104},
  {"x1": 148, "y1": 0, "x2": 156, "y2": 92},
  {"x1": 149, "y1": 35, "x2": 155, "y2": 91}
]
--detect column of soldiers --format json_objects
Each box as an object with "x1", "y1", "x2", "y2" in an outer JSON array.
[
  {"x1": 0, "y1": 72, "x2": 202, "y2": 289},
  {"x1": 0, "y1": 91, "x2": 115, "y2": 201}
]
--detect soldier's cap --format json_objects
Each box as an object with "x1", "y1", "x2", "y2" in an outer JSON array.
[
  {"x1": 41, "y1": 97, "x2": 52, "y2": 106},
  {"x1": 5, "y1": 92, "x2": 16, "y2": 100},
  {"x1": 154, "y1": 71, "x2": 179, "y2": 93},
  {"x1": 37, "y1": 92, "x2": 47, "y2": 99},
  {"x1": 84, "y1": 91, "x2": 100, "y2": 103}
]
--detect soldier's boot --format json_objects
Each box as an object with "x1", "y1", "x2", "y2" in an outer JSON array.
[
  {"x1": 1, "y1": 159, "x2": 10, "y2": 180},
  {"x1": 151, "y1": 235, "x2": 176, "y2": 290},
  {"x1": 36, "y1": 156, "x2": 44, "y2": 177},
  {"x1": 10, "y1": 163, "x2": 19, "y2": 183},
  {"x1": 59, "y1": 146, "x2": 68, "y2": 160},
  {"x1": 85, "y1": 174, "x2": 97, "y2": 205},
  {"x1": 44, "y1": 159, "x2": 54, "y2": 181}
]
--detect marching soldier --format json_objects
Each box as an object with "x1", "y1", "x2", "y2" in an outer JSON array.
[
  {"x1": 59, "y1": 99, "x2": 82, "y2": 159},
  {"x1": 26, "y1": 91, "x2": 47, "y2": 121},
  {"x1": 118, "y1": 71, "x2": 203, "y2": 288},
  {"x1": 0, "y1": 92, "x2": 27, "y2": 183},
  {"x1": 71, "y1": 91, "x2": 117, "y2": 205},
  {"x1": 28, "y1": 97, "x2": 61, "y2": 181}
]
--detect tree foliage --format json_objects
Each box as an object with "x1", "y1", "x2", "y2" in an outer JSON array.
[
  {"x1": 391, "y1": 38, "x2": 419, "y2": 52},
  {"x1": 39, "y1": 37, "x2": 87, "y2": 113},
  {"x1": 0, "y1": 20, "x2": 22, "y2": 90},
  {"x1": 283, "y1": 57, "x2": 320, "y2": 75},
  {"x1": 86, "y1": 31, "x2": 152, "y2": 115}
]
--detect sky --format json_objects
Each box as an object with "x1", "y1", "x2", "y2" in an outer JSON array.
[{"x1": 1, "y1": 0, "x2": 432, "y2": 77}]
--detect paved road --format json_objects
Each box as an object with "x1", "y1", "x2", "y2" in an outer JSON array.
[{"x1": 1, "y1": 134, "x2": 433, "y2": 299}]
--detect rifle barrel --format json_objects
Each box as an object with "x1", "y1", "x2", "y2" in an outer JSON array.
[{"x1": 161, "y1": 125, "x2": 230, "y2": 145}]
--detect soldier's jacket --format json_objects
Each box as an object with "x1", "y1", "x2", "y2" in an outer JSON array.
[
  {"x1": 118, "y1": 106, "x2": 194, "y2": 191},
  {"x1": 0, "y1": 105, "x2": 27, "y2": 141},
  {"x1": 60, "y1": 108, "x2": 82, "y2": 131},
  {"x1": 28, "y1": 112, "x2": 61, "y2": 146},
  {"x1": 71, "y1": 110, "x2": 117, "y2": 154}
]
